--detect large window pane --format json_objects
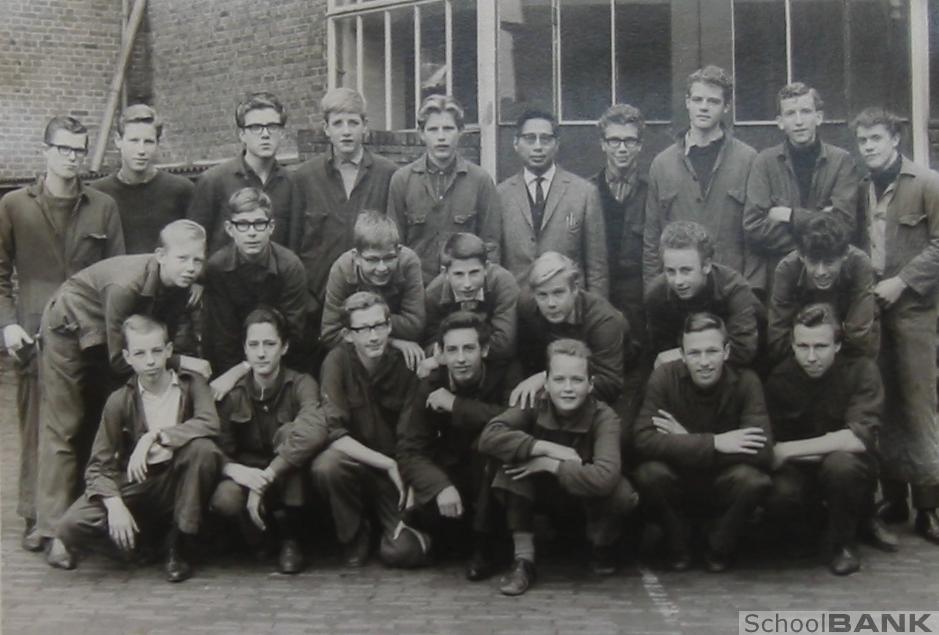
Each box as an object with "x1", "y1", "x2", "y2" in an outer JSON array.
[
  {"x1": 848, "y1": 0, "x2": 909, "y2": 118},
  {"x1": 389, "y1": 8, "x2": 416, "y2": 129},
  {"x1": 559, "y1": 0, "x2": 611, "y2": 121},
  {"x1": 453, "y1": 0, "x2": 479, "y2": 124},
  {"x1": 615, "y1": 0, "x2": 671, "y2": 121},
  {"x1": 361, "y1": 12, "x2": 387, "y2": 129},
  {"x1": 420, "y1": 2, "x2": 447, "y2": 105},
  {"x1": 791, "y1": 0, "x2": 845, "y2": 119},
  {"x1": 733, "y1": 0, "x2": 787, "y2": 121},
  {"x1": 498, "y1": 0, "x2": 553, "y2": 123},
  {"x1": 335, "y1": 16, "x2": 358, "y2": 90}
]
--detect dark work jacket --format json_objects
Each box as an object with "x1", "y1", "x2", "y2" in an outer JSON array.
[
  {"x1": 634, "y1": 361, "x2": 773, "y2": 470},
  {"x1": 84, "y1": 371, "x2": 220, "y2": 500},
  {"x1": 765, "y1": 355, "x2": 881, "y2": 456},
  {"x1": 320, "y1": 343, "x2": 417, "y2": 457},
  {"x1": 292, "y1": 149, "x2": 398, "y2": 310},
  {"x1": 591, "y1": 170, "x2": 647, "y2": 282},
  {"x1": 187, "y1": 154, "x2": 303, "y2": 254},
  {"x1": 397, "y1": 361, "x2": 523, "y2": 505},
  {"x1": 518, "y1": 289, "x2": 627, "y2": 404},
  {"x1": 478, "y1": 396, "x2": 623, "y2": 499},
  {"x1": 218, "y1": 368, "x2": 328, "y2": 468},
  {"x1": 644, "y1": 263, "x2": 764, "y2": 367},
  {"x1": 203, "y1": 242, "x2": 309, "y2": 375}
]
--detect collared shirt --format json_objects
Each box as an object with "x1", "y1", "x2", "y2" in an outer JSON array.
[
  {"x1": 604, "y1": 163, "x2": 639, "y2": 204},
  {"x1": 523, "y1": 164, "x2": 557, "y2": 202},
  {"x1": 684, "y1": 127, "x2": 725, "y2": 154},
  {"x1": 139, "y1": 370, "x2": 182, "y2": 464},
  {"x1": 867, "y1": 181, "x2": 894, "y2": 275},
  {"x1": 333, "y1": 147, "x2": 365, "y2": 198},
  {"x1": 426, "y1": 155, "x2": 458, "y2": 201}
]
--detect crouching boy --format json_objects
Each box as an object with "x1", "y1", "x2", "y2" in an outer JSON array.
[
  {"x1": 478, "y1": 339, "x2": 639, "y2": 596},
  {"x1": 209, "y1": 307, "x2": 328, "y2": 574},
  {"x1": 47, "y1": 315, "x2": 222, "y2": 582}
]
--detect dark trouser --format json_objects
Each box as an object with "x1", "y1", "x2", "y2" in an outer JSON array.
[
  {"x1": 496, "y1": 470, "x2": 639, "y2": 548},
  {"x1": 765, "y1": 452, "x2": 876, "y2": 547},
  {"x1": 36, "y1": 322, "x2": 113, "y2": 538},
  {"x1": 310, "y1": 446, "x2": 402, "y2": 544},
  {"x1": 634, "y1": 461, "x2": 772, "y2": 556},
  {"x1": 405, "y1": 458, "x2": 496, "y2": 538},
  {"x1": 210, "y1": 465, "x2": 309, "y2": 539},
  {"x1": 56, "y1": 439, "x2": 223, "y2": 550},
  {"x1": 13, "y1": 347, "x2": 39, "y2": 521},
  {"x1": 879, "y1": 292, "x2": 939, "y2": 509}
]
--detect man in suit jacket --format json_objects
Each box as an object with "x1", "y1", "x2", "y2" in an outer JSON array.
[{"x1": 498, "y1": 110, "x2": 608, "y2": 297}]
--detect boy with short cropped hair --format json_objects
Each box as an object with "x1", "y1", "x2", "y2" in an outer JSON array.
[
  {"x1": 90, "y1": 104, "x2": 194, "y2": 254},
  {"x1": 320, "y1": 210, "x2": 426, "y2": 368},
  {"x1": 423, "y1": 232, "x2": 519, "y2": 361},
  {"x1": 479, "y1": 339, "x2": 639, "y2": 595},
  {"x1": 188, "y1": 92, "x2": 302, "y2": 253},
  {"x1": 47, "y1": 315, "x2": 222, "y2": 583},
  {"x1": 203, "y1": 187, "x2": 309, "y2": 395},
  {"x1": 293, "y1": 87, "x2": 398, "y2": 321},
  {"x1": 633, "y1": 313, "x2": 773, "y2": 572},
  {"x1": 388, "y1": 94, "x2": 503, "y2": 283}
]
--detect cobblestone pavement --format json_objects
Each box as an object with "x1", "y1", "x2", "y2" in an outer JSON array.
[{"x1": 2, "y1": 363, "x2": 938, "y2": 635}]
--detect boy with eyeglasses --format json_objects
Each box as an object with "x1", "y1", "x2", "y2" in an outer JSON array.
[
  {"x1": 499, "y1": 109, "x2": 609, "y2": 297},
  {"x1": 320, "y1": 210, "x2": 426, "y2": 370},
  {"x1": 591, "y1": 104, "x2": 648, "y2": 336},
  {"x1": 202, "y1": 188, "x2": 310, "y2": 399},
  {"x1": 188, "y1": 92, "x2": 302, "y2": 254},
  {"x1": 90, "y1": 104, "x2": 194, "y2": 254},
  {"x1": 1, "y1": 115, "x2": 125, "y2": 552},
  {"x1": 312, "y1": 292, "x2": 430, "y2": 567}
]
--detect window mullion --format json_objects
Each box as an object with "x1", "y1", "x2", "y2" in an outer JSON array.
[
  {"x1": 356, "y1": 14, "x2": 365, "y2": 96},
  {"x1": 610, "y1": 0, "x2": 616, "y2": 105},
  {"x1": 414, "y1": 4, "x2": 422, "y2": 127},
  {"x1": 445, "y1": 0, "x2": 453, "y2": 95},
  {"x1": 385, "y1": 10, "x2": 392, "y2": 129},
  {"x1": 554, "y1": 0, "x2": 561, "y2": 119},
  {"x1": 784, "y1": 0, "x2": 793, "y2": 83}
]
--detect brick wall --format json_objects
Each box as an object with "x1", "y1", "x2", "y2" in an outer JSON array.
[
  {"x1": 144, "y1": 0, "x2": 329, "y2": 166},
  {"x1": 0, "y1": 0, "x2": 122, "y2": 181}
]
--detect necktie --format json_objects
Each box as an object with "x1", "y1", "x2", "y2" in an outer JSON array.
[{"x1": 532, "y1": 176, "x2": 546, "y2": 232}]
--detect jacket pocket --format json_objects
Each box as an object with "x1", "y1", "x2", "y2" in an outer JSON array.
[
  {"x1": 73, "y1": 232, "x2": 109, "y2": 269},
  {"x1": 452, "y1": 209, "x2": 478, "y2": 228},
  {"x1": 727, "y1": 188, "x2": 746, "y2": 206}
]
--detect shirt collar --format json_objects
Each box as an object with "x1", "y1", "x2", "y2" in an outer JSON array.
[
  {"x1": 332, "y1": 146, "x2": 365, "y2": 171},
  {"x1": 237, "y1": 151, "x2": 283, "y2": 181},
  {"x1": 217, "y1": 242, "x2": 278, "y2": 274},
  {"x1": 449, "y1": 363, "x2": 487, "y2": 393},
  {"x1": 138, "y1": 369, "x2": 179, "y2": 397},
  {"x1": 414, "y1": 153, "x2": 468, "y2": 175},
  {"x1": 524, "y1": 164, "x2": 557, "y2": 190},
  {"x1": 246, "y1": 367, "x2": 286, "y2": 401},
  {"x1": 535, "y1": 394, "x2": 597, "y2": 433}
]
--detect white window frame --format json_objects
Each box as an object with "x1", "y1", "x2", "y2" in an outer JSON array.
[
  {"x1": 327, "y1": 0, "x2": 475, "y2": 131},
  {"x1": 501, "y1": 0, "x2": 672, "y2": 126},
  {"x1": 730, "y1": 0, "x2": 852, "y2": 125}
]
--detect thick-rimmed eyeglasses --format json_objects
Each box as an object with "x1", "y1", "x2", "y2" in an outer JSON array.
[
  {"x1": 604, "y1": 137, "x2": 641, "y2": 149},
  {"x1": 48, "y1": 144, "x2": 88, "y2": 158},
  {"x1": 230, "y1": 219, "x2": 272, "y2": 233},
  {"x1": 348, "y1": 320, "x2": 391, "y2": 335},
  {"x1": 242, "y1": 123, "x2": 285, "y2": 135}
]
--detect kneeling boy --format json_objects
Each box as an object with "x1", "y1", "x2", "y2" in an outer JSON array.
[{"x1": 48, "y1": 315, "x2": 222, "y2": 582}]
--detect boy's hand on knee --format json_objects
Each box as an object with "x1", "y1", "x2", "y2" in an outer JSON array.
[
  {"x1": 246, "y1": 490, "x2": 266, "y2": 531},
  {"x1": 227, "y1": 464, "x2": 272, "y2": 493},
  {"x1": 435, "y1": 485, "x2": 464, "y2": 518},
  {"x1": 103, "y1": 497, "x2": 138, "y2": 552}
]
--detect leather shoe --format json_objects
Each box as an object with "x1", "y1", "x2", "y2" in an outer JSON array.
[
  {"x1": 829, "y1": 545, "x2": 860, "y2": 576},
  {"x1": 465, "y1": 546, "x2": 496, "y2": 581},
  {"x1": 499, "y1": 558, "x2": 536, "y2": 596},
  {"x1": 344, "y1": 520, "x2": 371, "y2": 567},
  {"x1": 859, "y1": 517, "x2": 899, "y2": 552},
  {"x1": 876, "y1": 499, "x2": 910, "y2": 524},
  {"x1": 278, "y1": 539, "x2": 305, "y2": 574},
  {"x1": 914, "y1": 509, "x2": 939, "y2": 545},
  {"x1": 45, "y1": 538, "x2": 76, "y2": 570},
  {"x1": 590, "y1": 544, "x2": 617, "y2": 576},
  {"x1": 703, "y1": 549, "x2": 731, "y2": 573},
  {"x1": 21, "y1": 522, "x2": 45, "y2": 553},
  {"x1": 667, "y1": 551, "x2": 692, "y2": 572},
  {"x1": 164, "y1": 547, "x2": 192, "y2": 583}
]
